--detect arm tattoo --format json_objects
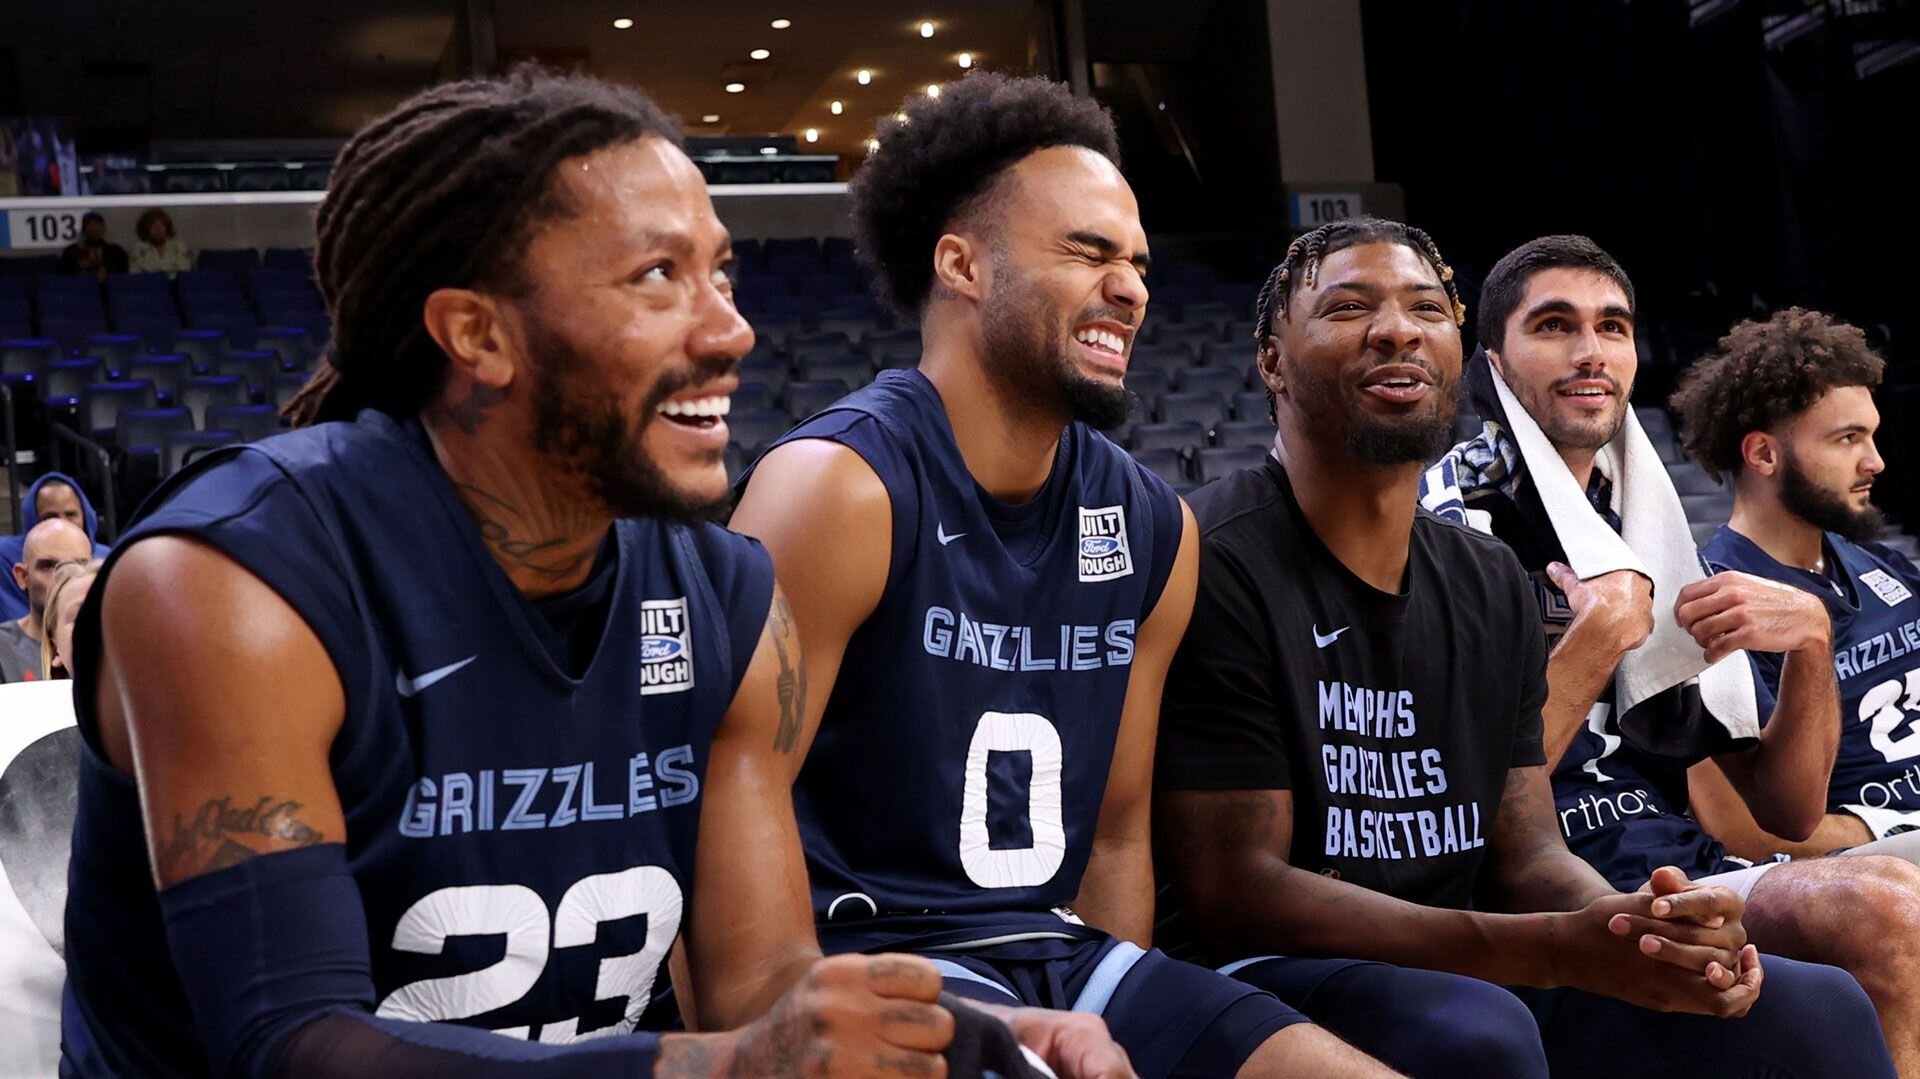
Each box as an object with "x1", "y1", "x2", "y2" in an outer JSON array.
[
  {"x1": 767, "y1": 592, "x2": 807, "y2": 756},
  {"x1": 452, "y1": 482, "x2": 598, "y2": 581},
  {"x1": 445, "y1": 382, "x2": 509, "y2": 435},
  {"x1": 1487, "y1": 767, "x2": 1603, "y2": 912},
  {"x1": 152, "y1": 795, "x2": 324, "y2": 885}
]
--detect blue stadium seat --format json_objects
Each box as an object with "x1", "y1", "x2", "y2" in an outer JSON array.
[
  {"x1": 799, "y1": 355, "x2": 871, "y2": 389},
  {"x1": 195, "y1": 313, "x2": 259, "y2": 349},
  {"x1": 1223, "y1": 319, "x2": 1257, "y2": 346},
  {"x1": 37, "y1": 293, "x2": 108, "y2": 321},
  {"x1": 727, "y1": 408, "x2": 792, "y2": 457},
  {"x1": 198, "y1": 249, "x2": 261, "y2": 274},
  {"x1": 1130, "y1": 447, "x2": 1187, "y2": 487},
  {"x1": 177, "y1": 375, "x2": 249, "y2": 428},
  {"x1": 40, "y1": 358, "x2": 106, "y2": 404},
  {"x1": 109, "y1": 291, "x2": 180, "y2": 323},
  {"x1": 182, "y1": 292, "x2": 251, "y2": 320},
  {"x1": 214, "y1": 349, "x2": 281, "y2": 393},
  {"x1": 1668, "y1": 464, "x2": 1722, "y2": 497},
  {"x1": 271, "y1": 373, "x2": 309, "y2": 411},
  {"x1": 730, "y1": 383, "x2": 774, "y2": 414},
  {"x1": 784, "y1": 379, "x2": 850, "y2": 420},
  {"x1": 1682, "y1": 491, "x2": 1733, "y2": 523},
  {"x1": 80, "y1": 334, "x2": 146, "y2": 375},
  {"x1": 80, "y1": 380, "x2": 158, "y2": 439},
  {"x1": 118, "y1": 407, "x2": 194, "y2": 455},
  {"x1": 0, "y1": 320, "x2": 29, "y2": 341},
  {"x1": 763, "y1": 238, "x2": 822, "y2": 263},
  {"x1": 1198, "y1": 445, "x2": 1268, "y2": 482},
  {"x1": 1158, "y1": 391, "x2": 1228, "y2": 430},
  {"x1": 1124, "y1": 369, "x2": 1171, "y2": 414},
  {"x1": 864, "y1": 330, "x2": 921, "y2": 369},
  {"x1": 175, "y1": 269, "x2": 244, "y2": 296},
  {"x1": 1212, "y1": 420, "x2": 1273, "y2": 451},
  {"x1": 170, "y1": 329, "x2": 229, "y2": 373},
  {"x1": 254, "y1": 327, "x2": 315, "y2": 368},
  {"x1": 38, "y1": 317, "x2": 111, "y2": 350},
  {"x1": 1207, "y1": 283, "x2": 1261, "y2": 313},
  {"x1": 738, "y1": 354, "x2": 790, "y2": 397},
  {"x1": 1200, "y1": 341, "x2": 1256, "y2": 370},
  {"x1": 204, "y1": 403, "x2": 282, "y2": 442},
  {"x1": 1232, "y1": 390, "x2": 1270, "y2": 422},
  {"x1": 788, "y1": 332, "x2": 856, "y2": 367},
  {"x1": 760, "y1": 295, "x2": 819, "y2": 327},
  {"x1": 127, "y1": 355, "x2": 191, "y2": 401},
  {"x1": 1132, "y1": 421, "x2": 1206, "y2": 455},
  {"x1": 816, "y1": 315, "x2": 879, "y2": 344},
  {"x1": 162, "y1": 429, "x2": 241, "y2": 475},
  {"x1": 112, "y1": 315, "x2": 182, "y2": 351},
  {"x1": 820, "y1": 294, "x2": 886, "y2": 321},
  {"x1": 245, "y1": 267, "x2": 311, "y2": 294},
  {"x1": 0, "y1": 339, "x2": 60, "y2": 377},
  {"x1": 107, "y1": 273, "x2": 171, "y2": 297},
  {"x1": 733, "y1": 276, "x2": 792, "y2": 309},
  {"x1": 1176, "y1": 367, "x2": 1243, "y2": 398},
  {"x1": 768, "y1": 254, "x2": 823, "y2": 280},
  {"x1": 262, "y1": 248, "x2": 314, "y2": 275},
  {"x1": 32, "y1": 274, "x2": 99, "y2": 300},
  {"x1": 1127, "y1": 344, "x2": 1190, "y2": 378},
  {"x1": 1154, "y1": 324, "x2": 1220, "y2": 360},
  {"x1": 821, "y1": 237, "x2": 857, "y2": 270}
]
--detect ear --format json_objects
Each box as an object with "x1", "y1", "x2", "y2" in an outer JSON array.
[
  {"x1": 1256, "y1": 334, "x2": 1287, "y2": 399},
  {"x1": 931, "y1": 233, "x2": 989, "y2": 303},
  {"x1": 1484, "y1": 346, "x2": 1505, "y2": 377},
  {"x1": 422, "y1": 288, "x2": 516, "y2": 393},
  {"x1": 10, "y1": 563, "x2": 24, "y2": 593},
  {"x1": 1740, "y1": 430, "x2": 1780, "y2": 477}
]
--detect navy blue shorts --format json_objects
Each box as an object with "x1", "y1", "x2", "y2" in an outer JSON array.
[{"x1": 918, "y1": 935, "x2": 1308, "y2": 1077}]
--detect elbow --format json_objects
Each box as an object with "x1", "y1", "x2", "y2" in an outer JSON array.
[{"x1": 1750, "y1": 799, "x2": 1822, "y2": 843}]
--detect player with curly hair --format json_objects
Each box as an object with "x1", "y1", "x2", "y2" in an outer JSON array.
[{"x1": 733, "y1": 71, "x2": 1393, "y2": 1077}]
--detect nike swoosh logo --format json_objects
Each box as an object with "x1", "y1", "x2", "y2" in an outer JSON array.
[
  {"x1": 937, "y1": 524, "x2": 967, "y2": 546},
  {"x1": 395, "y1": 656, "x2": 478, "y2": 698},
  {"x1": 1312, "y1": 625, "x2": 1348, "y2": 649}
]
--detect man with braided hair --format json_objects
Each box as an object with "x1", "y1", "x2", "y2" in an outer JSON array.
[
  {"x1": 61, "y1": 67, "x2": 1129, "y2": 1079},
  {"x1": 734, "y1": 72, "x2": 1393, "y2": 1077},
  {"x1": 1154, "y1": 219, "x2": 1893, "y2": 1078}
]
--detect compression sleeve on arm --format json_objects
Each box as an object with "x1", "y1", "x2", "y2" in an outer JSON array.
[{"x1": 159, "y1": 845, "x2": 661, "y2": 1079}]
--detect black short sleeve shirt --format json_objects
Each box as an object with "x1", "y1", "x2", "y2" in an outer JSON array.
[{"x1": 1157, "y1": 457, "x2": 1548, "y2": 909}]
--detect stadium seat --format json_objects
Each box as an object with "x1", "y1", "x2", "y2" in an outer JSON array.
[
  {"x1": 112, "y1": 316, "x2": 182, "y2": 352},
  {"x1": 760, "y1": 296, "x2": 819, "y2": 328},
  {"x1": 37, "y1": 293, "x2": 108, "y2": 322},
  {"x1": 1158, "y1": 391, "x2": 1229, "y2": 430},
  {"x1": 177, "y1": 375, "x2": 249, "y2": 428},
  {"x1": 1200, "y1": 340, "x2": 1257, "y2": 371},
  {"x1": 734, "y1": 276, "x2": 791, "y2": 309},
  {"x1": 799, "y1": 355, "x2": 871, "y2": 389},
  {"x1": 254, "y1": 327, "x2": 316, "y2": 368},
  {"x1": 1230, "y1": 391, "x2": 1270, "y2": 423},
  {"x1": 107, "y1": 273, "x2": 170, "y2": 297},
  {"x1": 1654, "y1": 439, "x2": 1686, "y2": 465},
  {"x1": 198, "y1": 249, "x2": 262, "y2": 274},
  {"x1": 39, "y1": 358, "x2": 105, "y2": 404},
  {"x1": 1154, "y1": 324, "x2": 1220, "y2": 360},
  {"x1": 182, "y1": 292, "x2": 251, "y2": 322},
  {"x1": 730, "y1": 382, "x2": 774, "y2": 413},
  {"x1": 175, "y1": 269, "x2": 244, "y2": 296},
  {"x1": 1132, "y1": 421, "x2": 1207, "y2": 455},
  {"x1": 816, "y1": 315, "x2": 880, "y2": 344},
  {"x1": 1180, "y1": 301, "x2": 1239, "y2": 335},
  {"x1": 738, "y1": 354, "x2": 790, "y2": 397},
  {"x1": 1208, "y1": 283, "x2": 1261, "y2": 313},
  {"x1": 763, "y1": 237, "x2": 823, "y2": 263},
  {"x1": 262, "y1": 248, "x2": 314, "y2": 275},
  {"x1": 170, "y1": 329, "x2": 229, "y2": 373},
  {"x1": 1124, "y1": 369, "x2": 1171, "y2": 414},
  {"x1": 784, "y1": 379, "x2": 849, "y2": 420},
  {"x1": 787, "y1": 332, "x2": 855, "y2": 366},
  {"x1": 38, "y1": 317, "x2": 110, "y2": 349},
  {"x1": 0, "y1": 339, "x2": 60, "y2": 377},
  {"x1": 203, "y1": 403, "x2": 282, "y2": 442},
  {"x1": 727, "y1": 408, "x2": 792, "y2": 457},
  {"x1": 796, "y1": 274, "x2": 854, "y2": 302},
  {"x1": 1176, "y1": 367, "x2": 1243, "y2": 399},
  {"x1": 79, "y1": 380, "x2": 158, "y2": 439},
  {"x1": 1681, "y1": 491, "x2": 1733, "y2": 523},
  {"x1": 195, "y1": 313, "x2": 259, "y2": 349},
  {"x1": 1130, "y1": 447, "x2": 1187, "y2": 487},
  {"x1": 1198, "y1": 445, "x2": 1268, "y2": 482},
  {"x1": 126, "y1": 355, "x2": 191, "y2": 401},
  {"x1": 1212, "y1": 420, "x2": 1273, "y2": 451},
  {"x1": 864, "y1": 330, "x2": 922, "y2": 369},
  {"x1": 1668, "y1": 464, "x2": 1722, "y2": 497},
  {"x1": 1636, "y1": 406, "x2": 1674, "y2": 441},
  {"x1": 214, "y1": 349, "x2": 281, "y2": 394},
  {"x1": 32, "y1": 275, "x2": 98, "y2": 300},
  {"x1": 1126, "y1": 344, "x2": 1190, "y2": 378},
  {"x1": 270, "y1": 373, "x2": 308, "y2": 412},
  {"x1": 117, "y1": 407, "x2": 194, "y2": 455},
  {"x1": 79, "y1": 334, "x2": 146, "y2": 375},
  {"x1": 161, "y1": 429, "x2": 241, "y2": 475}
]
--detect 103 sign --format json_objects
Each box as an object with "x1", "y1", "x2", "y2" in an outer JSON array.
[
  {"x1": 1290, "y1": 192, "x2": 1362, "y2": 230},
  {"x1": 1, "y1": 209, "x2": 90, "y2": 250}
]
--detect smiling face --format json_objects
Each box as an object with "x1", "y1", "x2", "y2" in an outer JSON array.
[
  {"x1": 1262, "y1": 241, "x2": 1462, "y2": 465},
  {"x1": 970, "y1": 146, "x2": 1150, "y2": 429},
  {"x1": 1490, "y1": 267, "x2": 1637, "y2": 454},
  {"x1": 502, "y1": 136, "x2": 753, "y2": 519}
]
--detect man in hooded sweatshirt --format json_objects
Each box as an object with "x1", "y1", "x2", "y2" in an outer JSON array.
[{"x1": 0, "y1": 473, "x2": 111, "y2": 622}]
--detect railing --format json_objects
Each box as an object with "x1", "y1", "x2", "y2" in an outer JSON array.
[{"x1": 45, "y1": 425, "x2": 118, "y2": 544}]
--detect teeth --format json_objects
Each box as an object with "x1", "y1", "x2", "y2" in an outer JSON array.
[
  {"x1": 657, "y1": 395, "x2": 733, "y2": 418},
  {"x1": 1073, "y1": 328, "x2": 1125, "y2": 354}
]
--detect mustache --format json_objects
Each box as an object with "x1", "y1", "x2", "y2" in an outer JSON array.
[
  {"x1": 1551, "y1": 370, "x2": 1622, "y2": 395},
  {"x1": 1354, "y1": 353, "x2": 1443, "y2": 384},
  {"x1": 1071, "y1": 303, "x2": 1138, "y2": 331},
  {"x1": 642, "y1": 353, "x2": 738, "y2": 414}
]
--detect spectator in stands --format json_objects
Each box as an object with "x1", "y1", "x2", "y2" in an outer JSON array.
[
  {"x1": 57, "y1": 212, "x2": 128, "y2": 281},
  {"x1": 0, "y1": 473, "x2": 112, "y2": 622},
  {"x1": 129, "y1": 208, "x2": 192, "y2": 276},
  {"x1": 0, "y1": 518, "x2": 92, "y2": 683},
  {"x1": 38, "y1": 562, "x2": 97, "y2": 680}
]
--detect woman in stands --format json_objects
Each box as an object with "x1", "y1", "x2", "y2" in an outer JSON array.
[{"x1": 130, "y1": 208, "x2": 193, "y2": 276}]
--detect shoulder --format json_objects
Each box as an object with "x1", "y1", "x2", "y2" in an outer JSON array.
[
  {"x1": 1413, "y1": 506, "x2": 1534, "y2": 594},
  {"x1": 1189, "y1": 465, "x2": 1283, "y2": 542}
]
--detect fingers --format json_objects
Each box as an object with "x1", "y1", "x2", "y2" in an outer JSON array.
[
  {"x1": 1644, "y1": 865, "x2": 1693, "y2": 898},
  {"x1": 858, "y1": 954, "x2": 946, "y2": 1003},
  {"x1": 1674, "y1": 588, "x2": 1742, "y2": 633},
  {"x1": 1712, "y1": 945, "x2": 1765, "y2": 1019},
  {"x1": 1546, "y1": 562, "x2": 1581, "y2": 595},
  {"x1": 876, "y1": 1001, "x2": 956, "y2": 1053},
  {"x1": 1608, "y1": 914, "x2": 1740, "y2": 953},
  {"x1": 1650, "y1": 883, "x2": 1742, "y2": 929},
  {"x1": 1634, "y1": 933, "x2": 1742, "y2": 981}
]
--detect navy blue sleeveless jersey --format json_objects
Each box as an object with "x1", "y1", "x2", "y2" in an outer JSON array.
[
  {"x1": 62, "y1": 411, "x2": 773, "y2": 1075},
  {"x1": 1705, "y1": 526, "x2": 1920, "y2": 829},
  {"x1": 765, "y1": 370, "x2": 1181, "y2": 949}
]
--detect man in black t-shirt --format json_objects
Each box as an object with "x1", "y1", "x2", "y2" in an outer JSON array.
[{"x1": 1153, "y1": 218, "x2": 1893, "y2": 1079}]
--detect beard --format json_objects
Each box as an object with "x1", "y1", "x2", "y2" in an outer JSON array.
[
  {"x1": 978, "y1": 265, "x2": 1134, "y2": 431},
  {"x1": 1511, "y1": 371, "x2": 1628, "y2": 454},
  {"x1": 523, "y1": 314, "x2": 731, "y2": 523},
  {"x1": 1779, "y1": 445, "x2": 1885, "y2": 543},
  {"x1": 1283, "y1": 352, "x2": 1457, "y2": 465}
]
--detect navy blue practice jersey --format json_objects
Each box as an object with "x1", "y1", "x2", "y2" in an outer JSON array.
[
  {"x1": 1706, "y1": 526, "x2": 1920, "y2": 828},
  {"x1": 62, "y1": 411, "x2": 772, "y2": 1075},
  {"x1": 762, "y1": 369, "x2": 1182, "y2": 947}
]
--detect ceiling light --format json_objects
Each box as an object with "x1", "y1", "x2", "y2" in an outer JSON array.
[
  {"x1": 612, "y1": 17, "x2": 633, "y2": 28},
  {"x1": 805, "y1": 128, "x2": 819, "y2": 143},
  {"x1": 925, "y1": 84, "x2": 941, "y2": 98},
  {"x1": 702, "y1": 114, "x2": 720, "y2": 123},
  {"x1": 759, "y1": 146, "x2": 779, "y2": 155},
  {"x1": 958, "y1": 52, "x2": 973, "y2": 68},
  {"x1": 725, "y1": 82, "x2": 746, "y2": 93},
  {"x1": 770, "y1": 18, "x2": 791, "y2": 29},
  {"x1": 895, "y1": 111, "x2": 908, "y2": 122},
  {"x1": 830, "y1": 99, "x2": 843, "y2": 114},
  {"x1": 920, "y1": 21, "x2": 935, "y2": 37},
  {"x1": 857, "y1": 68, "x2": 872, "y2": 84},
  {"x1": 867, "y1": 138, "x2": 880, "y2": 153},
  {"x1": 750, "y1": 48, "x2": 771, "y2": 60}
]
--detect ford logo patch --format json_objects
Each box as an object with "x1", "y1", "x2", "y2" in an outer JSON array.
[
  {"x1": 641, "y1": 636, "x2": 682, "y2": 661},
  {"x1": 1080, "y1": 536, "x2": 1120, "y2": 558}
]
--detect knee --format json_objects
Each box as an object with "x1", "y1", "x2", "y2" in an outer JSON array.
[
  {"x1": 1409, "y1": 979, "x2": 1546, "y2": 1078},
  {"x1": 1837, "y1": 858, "x2": 1920, "y2": 999}
]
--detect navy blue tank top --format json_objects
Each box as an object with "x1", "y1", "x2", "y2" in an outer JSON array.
[
  {"x1": 62, "y1": 411, "x2": 772, "y2": 1075},
  {"x1": 766, "y1": 370, "x2": 1182, "y2": 948}
]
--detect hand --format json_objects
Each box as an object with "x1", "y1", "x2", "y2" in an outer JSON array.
[
  {"x1": 1548, "y1": 891, "x2": 1764, "y2": 1017},
  {"x1": 1548, "y1": 563, "x2": 1654, "y2": 657},
  {"x1": 1675, "y1": 572, "x2": 1832, "y2": 662},
  {"x1": 965, "y1": 1001, "x2": 1137, "y2": 1079},
  {"x1": 716, "y1": 953, "x2": 954, "y2": 1077},
  {"x1": 1613, "y1": 866, "x2": 1748, "y2": 989}
]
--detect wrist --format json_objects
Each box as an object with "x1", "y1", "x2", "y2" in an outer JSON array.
[{"x1": 657, "y1": 1031, "x2": 735, "y2": 1077}]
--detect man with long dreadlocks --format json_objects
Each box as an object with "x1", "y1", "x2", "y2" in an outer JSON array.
[
  {"x1": 1152, "y1": 218, "x2": 1895, "y2": 1078},
  {"x1": 57, "y1": 68, "x2": 1130, "y2": 1079}
]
